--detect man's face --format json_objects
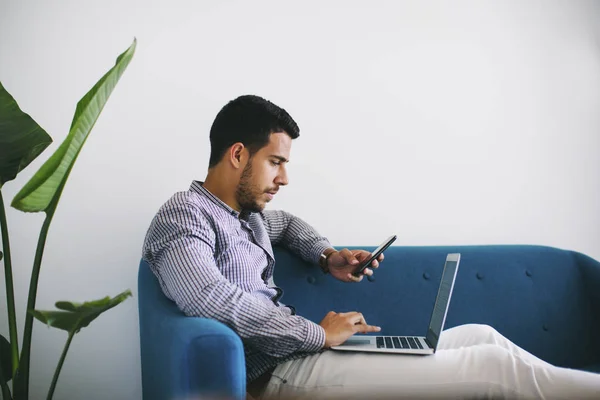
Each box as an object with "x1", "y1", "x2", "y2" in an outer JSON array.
[{"x1": 236, "y1": 132, "x2": 291, "y2": 212}]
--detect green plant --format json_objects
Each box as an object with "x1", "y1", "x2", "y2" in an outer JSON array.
[{"x1": 0, "y1": 38, "x2": 136, "y2": 400}]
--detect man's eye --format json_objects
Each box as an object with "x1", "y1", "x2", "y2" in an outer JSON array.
[{"x1": 271, "y1": 160, "x2": 281, "y2": 166}]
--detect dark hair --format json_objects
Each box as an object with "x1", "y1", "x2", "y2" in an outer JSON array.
[{"x1": 208, "y1": 95, "x2": 300, "y2": 168}]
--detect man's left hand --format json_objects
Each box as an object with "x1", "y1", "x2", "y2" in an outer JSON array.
[{"x1": 327, "y1": 249, "x2": 384, "y2": 283}]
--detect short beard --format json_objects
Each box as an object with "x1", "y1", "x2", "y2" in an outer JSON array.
[{"x1": 236, "y1": 160, "x2": 264, "y2": 213}]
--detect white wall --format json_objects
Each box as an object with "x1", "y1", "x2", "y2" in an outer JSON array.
[{"x1": 1, "y1": 0, "x2": 599, "y2": 398}]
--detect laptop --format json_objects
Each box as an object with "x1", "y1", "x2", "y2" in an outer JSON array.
[{"x1": 331, "y1": 253, "x2": 461, "y2": 355}]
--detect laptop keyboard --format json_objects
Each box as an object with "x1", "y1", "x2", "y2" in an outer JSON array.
[{"x1": 376, "y1": 336, "x2": 427, "y2": 350}]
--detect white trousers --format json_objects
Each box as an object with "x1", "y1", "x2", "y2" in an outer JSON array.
[{"x1": 261, "y1": 324, "x2": 600, "y2": 399}]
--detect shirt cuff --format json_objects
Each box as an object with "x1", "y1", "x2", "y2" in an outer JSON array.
[
  {"x1": 311, "y1": 240, "x2": 334, "y2": 266},
  {"x1": 298, "y1": 320, "x2": 326, "y2": 352}
]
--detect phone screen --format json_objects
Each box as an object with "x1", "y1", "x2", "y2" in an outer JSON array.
[{"x1": 353, "y1": 235, "x2": 397, "y2": 276}]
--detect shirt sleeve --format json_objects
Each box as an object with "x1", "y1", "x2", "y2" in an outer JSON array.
[
  {"x1": 142, "y1": 196, "x2": 326, "y2": 358},
  {"x1": 260, "y1": 210, "x2": 333, "y2": 265}
]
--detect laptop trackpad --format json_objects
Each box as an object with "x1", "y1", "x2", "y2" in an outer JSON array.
[{"x1": 340, "y1": 337, "x2": 374, "y2": 346}]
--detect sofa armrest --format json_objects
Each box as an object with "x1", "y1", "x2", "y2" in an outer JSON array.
[
  {"x1": 141, "y1": 313, "x2": 246, "y2": 400},
  {"x1": 177, "y1": 317, "x2": 246, "y2": 399}
]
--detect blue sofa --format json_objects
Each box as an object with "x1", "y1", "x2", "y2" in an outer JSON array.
[{"x1": 138, "y1": 244, "x2": 600, "y2": 400}]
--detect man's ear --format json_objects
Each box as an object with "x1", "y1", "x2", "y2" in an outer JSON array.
[{"x1": 229, "y1": 143, "x2": 247, "y2": 169}]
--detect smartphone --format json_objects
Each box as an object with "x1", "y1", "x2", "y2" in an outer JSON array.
[{"x1": 352, "y1": 235, "x2": 397, "y2": 277}]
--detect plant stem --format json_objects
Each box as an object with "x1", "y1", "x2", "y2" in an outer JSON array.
[
  {"x1": 14, "y1": 210, "x2": 54, "y2": 400},
  {"x1": 0, "y1": 190, "x2": 19, "y2": 377},
  {"x1": 46, "y1": 331, "x2": 75, "y2": 400}
]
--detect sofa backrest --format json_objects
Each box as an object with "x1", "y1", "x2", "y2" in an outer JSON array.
[{"x1": 273, "y1": 245, "x2": 600, "y2": 369}]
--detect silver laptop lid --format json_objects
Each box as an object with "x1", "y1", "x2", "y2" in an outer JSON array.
[{"x1": 425, "y1": 253, "x2": 461, "y2": 351}]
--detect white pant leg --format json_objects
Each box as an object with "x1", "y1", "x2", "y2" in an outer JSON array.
[
  {"x1": 437, "y1": 324, "x2": 553, "y2": 368},
  {"x1": 261, "y1": 324, "x2": 600, "y2": 400}
]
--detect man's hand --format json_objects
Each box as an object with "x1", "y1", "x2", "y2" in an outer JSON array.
[
  {"x1": 319, "y1": 311, "x2": 381, "y2": 348},
  {"x1": 327, "y1": 249, "x2": 385, "y2": 282}
]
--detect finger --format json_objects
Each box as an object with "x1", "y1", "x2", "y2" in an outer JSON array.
[
  {"x1": 355, "y1": 324, "x2": 382, "y2": 334},
  {"x1": 370, "y1": 260, "x2": 379, "y2": 269},
  {"x1": 378, "y1": 253, "x2": 385, "y2": 262},
  {"x1": 354, "y1": 312, "x2": 367, "y2": 326},
  {"x1": 345, "y1": 313, "x2": 367, "y2": 328},
  {"x1": 347, "y1": 273, "x2": 363, "y2": 283},
  {"x1": 339, "y1": 248, "x2": 359, "y2": 265},
  {"x1": 345, "y1": 311, "x2": 365, "y2": 324},
  {"x1": 354, "y1": 250, "x2": 371, "y2": 261},
  {"x1": 337, "y1": 311, "x2": 357, "y2": 317},
  {"x1": 362, "y1": 268, "x2": 374, "y2": 276}
]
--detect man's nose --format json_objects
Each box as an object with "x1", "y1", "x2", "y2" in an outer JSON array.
[{"x1": 275, "y1": 168, "x2": 289, "y2": 186}]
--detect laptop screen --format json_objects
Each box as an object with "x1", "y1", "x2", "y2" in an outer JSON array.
[{"x1": 425, "y1": 258, "x2": 460, "y2": 350}]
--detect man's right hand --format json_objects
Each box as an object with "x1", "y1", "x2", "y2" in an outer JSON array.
[{"x1": 319, "y1": 311, "x2": 381, "y2": 348}]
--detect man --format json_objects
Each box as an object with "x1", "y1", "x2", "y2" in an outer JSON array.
[{"x1": 143, "y1": 95, "x2": 600, "y2": 399}]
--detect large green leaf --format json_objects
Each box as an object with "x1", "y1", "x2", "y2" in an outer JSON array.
[
  {"x1": 11, "y1": 39, "x2": 136, "y2": 212},
  {"x1": 30, "y1": 290, "x2": 131, "y2": 333},
  {"x1": 0, "y1": 82, "x2": 53, "y2": 188},
  {"x1": 0, "y1": 334, "x2": 11, "y2": 383}
]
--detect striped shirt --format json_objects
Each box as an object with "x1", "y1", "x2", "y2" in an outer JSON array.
[{"x1": 142, "y1": 180, "x2": 330, "y2": 381}]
